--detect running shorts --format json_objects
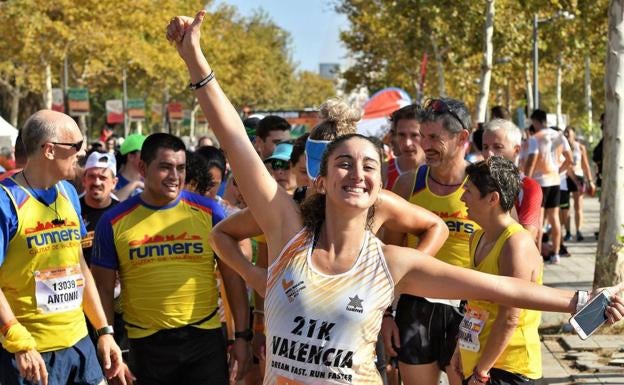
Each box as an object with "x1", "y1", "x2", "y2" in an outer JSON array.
[
  {"x1": 395, "y1": 295, "x2": 463, "y2": 369},
  {"x1": 128, "y1": 326, "x2": 227, "y2": 385},
  {"x1": 0, "y1": 335, "x2": 104, "y2": 385},
  {"x1": 541, "y1": 186, "x2": 560, "y2": 209}
]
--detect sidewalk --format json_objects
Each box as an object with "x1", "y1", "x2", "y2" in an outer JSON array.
[{"x1": 540, "y1": 196, "x2": 624, "y2": 384}]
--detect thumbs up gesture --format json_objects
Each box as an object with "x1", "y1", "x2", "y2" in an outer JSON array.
[{"x1": 166, "y1": 10, "x2": 206, "y2": 60}]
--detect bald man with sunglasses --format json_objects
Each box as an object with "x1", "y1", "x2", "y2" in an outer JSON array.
[
  {"x1": 0, "y1": 110, "x2": 123, "y2": 385},
  {"x1": 383, "y1": 98, "x2": 479, "y2": 385}
]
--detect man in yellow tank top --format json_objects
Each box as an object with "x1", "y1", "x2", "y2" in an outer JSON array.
[
  {"x1": 451, "y1": 156, "x2": 543, "y2": 385},
  {"x1": 383, "y1": 98, "x2": 479, "y2": 385},
  {"x1": 91, "y1": 133, "x2": 251, "y2": 385},
  {"x1": 0, "y1": 110, "x2": 123, "y2": 385}
]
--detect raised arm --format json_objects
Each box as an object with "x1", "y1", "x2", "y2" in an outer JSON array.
[{"x1": 167, "y1": 12, "x2": 301, "y2": 245}]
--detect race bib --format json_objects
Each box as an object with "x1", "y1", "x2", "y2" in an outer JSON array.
[
  {"x1": 458, "y1": 306, "x2": 489, "y2": 352},
  {"x1": 34, "y1": 265, "x2": 85, "y2": 314}
]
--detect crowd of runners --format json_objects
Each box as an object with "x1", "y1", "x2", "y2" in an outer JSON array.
[{"x1": 0, "y1": 10, "x2": 623, "y2": 385}]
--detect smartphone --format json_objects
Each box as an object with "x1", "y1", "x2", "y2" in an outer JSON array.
[{"x1": 569, "y1": 290, "x2": 611, "y2": 340}]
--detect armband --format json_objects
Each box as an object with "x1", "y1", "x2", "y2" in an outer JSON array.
[{"x1": 1, "y1": 322, "x2": 37, "y2": 353}]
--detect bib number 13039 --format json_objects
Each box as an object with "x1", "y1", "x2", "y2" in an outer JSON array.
[{"x1": 34, "y1": 265, "x2": 85, "y2": 314}]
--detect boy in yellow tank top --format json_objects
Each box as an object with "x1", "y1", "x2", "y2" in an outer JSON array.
[{"x1": 451, "y1": 157, "x2": 543, "y2": 385}]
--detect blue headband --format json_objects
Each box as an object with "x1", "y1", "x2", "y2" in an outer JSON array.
[{"x1": 305, "y1": 138, "x2": 330, "y2": 180}]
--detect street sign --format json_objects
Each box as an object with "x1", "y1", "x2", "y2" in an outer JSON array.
[
  {"x1": 127, "y1": 99, "x2": 145, "y2": 121},
  {"x1": 52, "y1": 88, "x2": 64, "y2": 113},
  {"x1": 168, "y1": 102, "x2": 183, "y2": 121},
  {"x1": 106, "y1": 99, "x2": 124, "y2": 124},
  {"x1": 68, "y1": 88, "x2": 89, "y2": 115}
]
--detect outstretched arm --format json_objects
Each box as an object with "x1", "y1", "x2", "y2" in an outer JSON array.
[
  {"x1": 167, "y1": 12, "x2": 301, "y2": 247},
  {"x1": 384, "y1": 244, "x2": 624, "y2": 319}
]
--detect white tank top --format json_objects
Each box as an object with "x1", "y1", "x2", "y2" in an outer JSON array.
[
  {"x1": 571, "y1": 141, "x2": 583, "y2": 176},
  {"x1": 264, "y1": 228, "x2": 394, "y2": 385}
]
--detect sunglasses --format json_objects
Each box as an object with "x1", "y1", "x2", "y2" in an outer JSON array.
[
  {"x1": 43, "y1": 140, "x2": 84, "y2": 152},
  {"x1": 268, "y1": 159, "x2": 290, "y2": 171},
  {"x1": 425, "y1": 99, "x2": 468, "y2": 131}
]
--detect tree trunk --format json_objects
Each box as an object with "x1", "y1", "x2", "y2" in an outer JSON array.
[
  {"x1": 190, "y1": 102, "x2": 199, "y2": 139},
  {"x1": 430, "y1": 36, "x2": 445, "y2": 97},
  {"x1": 78, "y1": 115, "x2": 87, "y2": 138},
  {"x1": 475, "y1": 0, "x2": 495, "y2": 123},
  {"x1": 162, "y1": 87, "x2": 169, "y2": 133},
  {"x1": 594, "y1": 0, "x2": 624, "y2": 289},
  {"x1": 584, "y1": 55, "x2": 593, "y2": 131},
  {"x1": 10, "y1": 87, "x2": 19, "y2": 127},
  {"x1": 43, "y1": 63, "x2": 53, "y2": 109},
  {"x1": 525, "y1": 66, "x2": 533, "y2": 114},
  {"x1": 556, "y1": 55, "x2": 563, "y2": 128}
]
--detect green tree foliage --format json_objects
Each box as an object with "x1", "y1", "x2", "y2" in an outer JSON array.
[
  {"x1": 0, "y1": 1, "x2": 336, "y2": 129},
  {"x1": 290, "y1": 71, "x2": 336, "y2": 109},
  {"x1": 336, "y1": 0, "x2": 608, "y2": 127}
]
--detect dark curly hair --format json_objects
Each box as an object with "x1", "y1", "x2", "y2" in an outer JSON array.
[
  {"x1": 185, "y1": 150, "x2": 213, "y2": 196},
  {"x1": 465, "y1": 156, "x2": 521, "y2": 212},
  {"x1": 300, "y1": 134, "x2": 383, "y2": 235}
]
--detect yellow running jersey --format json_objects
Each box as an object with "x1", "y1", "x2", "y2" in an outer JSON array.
[
  {"x1": 459, "y1": 223, "x2": 543, "y2": 379},
  {"x1": 264, "y1": 229, "x2": 394, "y2": 385},
  {"x1": 91, "y1": 191, "x2": 225, "y2": 338},
  {"x1": 0, "y1": 179, "x2": 87, "y2": 352},
  {"x1": 407, "y1": 165, "x2": 479, "y2": 268}
]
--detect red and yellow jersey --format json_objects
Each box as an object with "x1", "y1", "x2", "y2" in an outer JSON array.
[
  {"x1": 0, "y1": 178, "x2": 87, "y2": 352},
  {"x1": 407, "y1": 165, "x2": 479, "y2": 268},
  {"x1": 459, "y1": 223, "x2": 543, "y2": 379},
  {"x1": 91, "y1": 190, "x2": 225, "y2": 338},
  {"x1": 264, "y1": 229, "x2": 394, "y2": 385}
]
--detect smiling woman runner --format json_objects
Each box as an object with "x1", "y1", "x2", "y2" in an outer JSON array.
[{"x1": 166, "y1": 11, "x2": 624, "y2": 385}]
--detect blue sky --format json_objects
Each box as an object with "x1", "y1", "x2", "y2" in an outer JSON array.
[{"x1": 215, "y1": 0, "x2": 348, "y2": 72}]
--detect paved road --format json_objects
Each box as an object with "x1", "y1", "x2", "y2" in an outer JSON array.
[{"x1": 541, "y1": 197, "x2": 624, "y2": 384}]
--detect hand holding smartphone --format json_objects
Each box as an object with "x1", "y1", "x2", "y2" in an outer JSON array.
[{"x1": 569, "y1": 290, "x2": 611, "y2": 340}]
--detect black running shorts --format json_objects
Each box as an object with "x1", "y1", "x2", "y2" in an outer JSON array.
[
  {"x1": 541, "y1": 186, "x2": 560, "y2": 209},
  {"x1": 128, "y1": 326, "x2": 227, "y2": 385},
  {"x1": 395, "y1": 294, "x2": 463, "y2": 369}
]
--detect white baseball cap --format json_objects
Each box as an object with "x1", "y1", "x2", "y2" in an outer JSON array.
[{"x1": 84, "y1": 152, "x2": 117, "y2": 176}]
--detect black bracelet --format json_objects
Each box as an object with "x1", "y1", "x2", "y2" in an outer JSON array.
[
  {"x1": 188, "y1": 70, "x2": 215, "y2": 90},
  {"x1": 96, "y1": 325, "x2": 114, "y2": 338},
  {"x1": 234, "y1": 328, "x2": 253, "y2": 341}
]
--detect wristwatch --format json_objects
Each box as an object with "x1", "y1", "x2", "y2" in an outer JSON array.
[
  {"x1": 234, "y1": 329, "x2": 253, "y2": 341},
  {"x1": 96, "y1": 325, "x2": 115, "y2": 338},
  {"x1": 575, "y1": 290, "x2": 590, "y2": 313}
]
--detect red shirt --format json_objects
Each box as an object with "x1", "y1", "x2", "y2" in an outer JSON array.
[
  {"x1": 385, "y1": 158, "x2": 401, "y2": 190},
  {"x1": 516, "y1": 176, "x2": 542, "y2": 229}
]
